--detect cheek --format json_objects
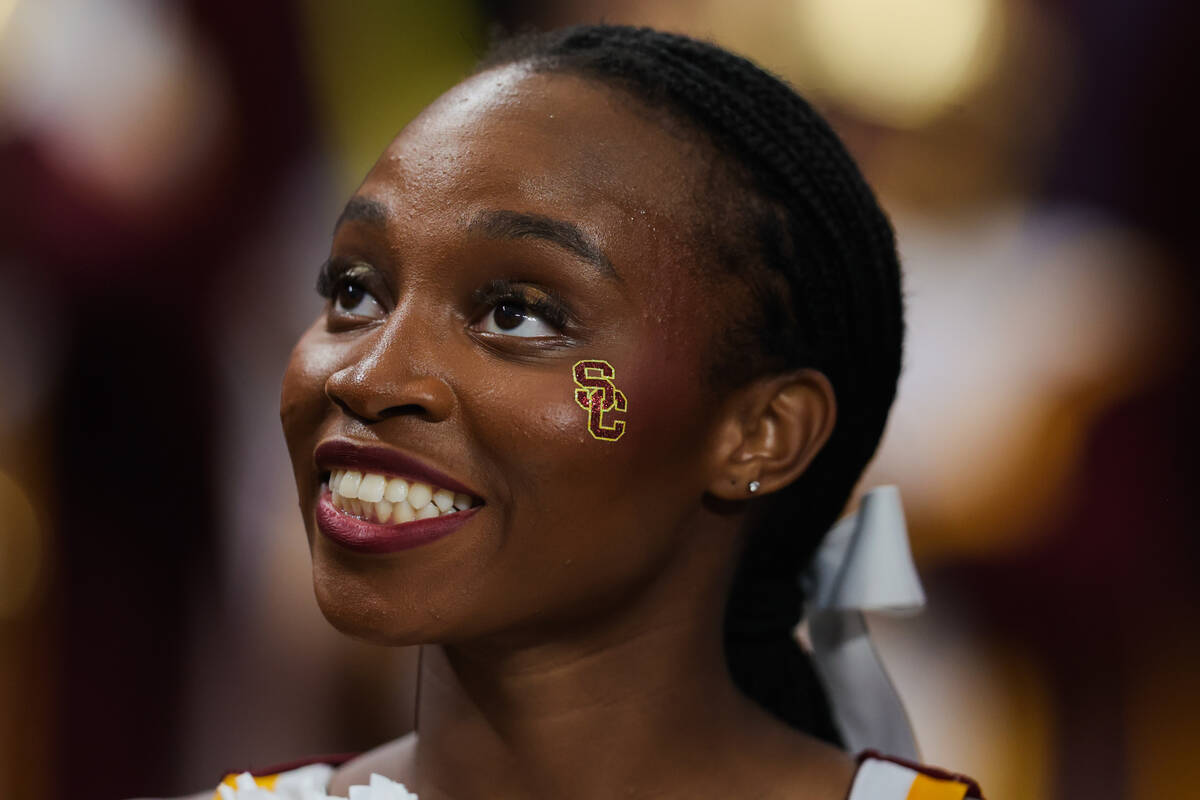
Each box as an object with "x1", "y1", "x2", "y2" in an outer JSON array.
[
  {"x1": 472, "y1": 345, "x2": 713, "y2": 543},
  {"x1": 624, "y1": 340, "x2": 710, "y2": 436},
  {"x1": 475, "y1": 363, "x2": 665, "y2": 475},
  {"x1": 457, "y1": 351, "x2": 714, "y2": 625}
]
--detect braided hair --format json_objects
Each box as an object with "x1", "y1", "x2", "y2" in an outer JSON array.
[{"x1": 479, "y1": 25, "x2": 904, "y2": 747}]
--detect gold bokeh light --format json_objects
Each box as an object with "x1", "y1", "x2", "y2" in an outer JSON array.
[
  {"x1": 793, "y1": 0, "x2": 1005, "y2": 128},
  {"x1": 0, "y1": 470, "x2": 43, "y2": 620}
]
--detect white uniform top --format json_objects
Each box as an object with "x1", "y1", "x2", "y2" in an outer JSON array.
[
  {"x1": 846, "y1": 754, "x2": 983, "y2": 800},
  {"x1": 208, "y1": 752, "x2": 984, "y2": 799}
]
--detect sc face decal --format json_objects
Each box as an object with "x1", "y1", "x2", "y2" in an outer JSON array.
[{"x1": 572, "y1": 360, "x2": 628, "y2": 442}]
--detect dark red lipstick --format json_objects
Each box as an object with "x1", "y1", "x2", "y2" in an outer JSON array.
[
  {"x1": 315, "y1": 494, "x2": 481, "y2": 554},
  {"x1": 312, "y1": 439, "x2": 483, "y2": 554}
]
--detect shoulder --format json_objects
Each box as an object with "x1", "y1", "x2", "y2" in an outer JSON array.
[
  {"x1": 729, "y1": 715, "x2": 857, "y2": 800},
  {"x1": 847, "y1": 751, "x2": 986, "y2": 800}
]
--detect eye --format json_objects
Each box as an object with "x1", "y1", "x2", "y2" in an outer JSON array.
[
  {"x1": 317, "y1": 259, "x2": 388, "y2": 324},
  {"x1": 469, "y1": 280, "x2": 572, "y2": 340},
  {"x1": 332, "y1": 278, "x2": 385, "y2": 320},
  {"x1": 477, "y1": 300, "x2": 558, "y2": 338}
]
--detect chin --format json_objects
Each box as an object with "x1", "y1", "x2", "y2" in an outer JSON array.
[
  {"x1": 310, "y1": 560, "x2": 437, "y2": 647},
  {"x1": 317, "y1": 603, "x2": 416, "y2": 646}
]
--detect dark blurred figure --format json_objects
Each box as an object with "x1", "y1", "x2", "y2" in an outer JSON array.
[{"x1": 0, "y1": 1, "x2": 316, "y2": 797}]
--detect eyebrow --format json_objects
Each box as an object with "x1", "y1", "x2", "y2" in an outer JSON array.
[
  {"x1": 467, "y1": 209, "x2": 617, "y2": 279},
  {"x1": 333, "y1": 196, "x2": 388, "y2": 235}
]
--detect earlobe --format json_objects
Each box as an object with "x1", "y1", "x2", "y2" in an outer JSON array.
[{"x1": 706, "y1": 369, "x2": 836, "y2": 501}]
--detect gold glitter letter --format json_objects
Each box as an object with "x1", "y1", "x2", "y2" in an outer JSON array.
[{"x1": 572, "y1": 360, "x2": 627, "y2": 441}]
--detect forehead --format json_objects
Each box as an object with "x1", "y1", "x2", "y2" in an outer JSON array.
[{"x1": 357, "y1": 65, "x2": 710, "y2": 270}]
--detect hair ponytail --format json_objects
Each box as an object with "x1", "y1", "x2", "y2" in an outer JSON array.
[
  {"x1": 724, "y1": 550, "x2": 842, "y2": 746},
  {"x1": 481, "y1": 24, "x2": 903, "y2": 745}
]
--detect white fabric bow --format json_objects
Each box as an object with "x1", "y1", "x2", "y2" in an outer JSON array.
[{"x1": 799, "y1": 485, "x2": 925, "y2": 761}]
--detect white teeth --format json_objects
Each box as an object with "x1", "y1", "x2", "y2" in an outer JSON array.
[
  {"x1": 384, "y1": 477, "x2": 408, "y2": 503},
  {"x1": 392, "y1": 501, "x2": 415, "y2": 523},
  {"x1": 358, "y1": 474, "x2": 386, "y2": 503},
  {"x1": 328, "y1": 469, "x2": 477, "y2": 522},
  {"x1": 339, "y1": 471, "x2": 363, "y2": 499},
  {"x1": 432, "y1": 489, "x2": 455, "y2": 512},
  {"x1": 407, "y1": 482, "x2": 432, "y2": 511}
]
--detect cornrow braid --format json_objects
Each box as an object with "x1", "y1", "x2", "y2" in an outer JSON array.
[{"x1": 480, "y1": 25, "x2": 904, "y2": 747}]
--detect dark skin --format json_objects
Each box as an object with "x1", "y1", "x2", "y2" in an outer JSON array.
[{"x1": 280, "y1": 64, "x2": 849, "y2": 799}]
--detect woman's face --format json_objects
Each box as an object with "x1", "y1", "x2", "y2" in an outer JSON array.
[{"x1": 281, "y1": 65, "x2": 740, "y2": 646}]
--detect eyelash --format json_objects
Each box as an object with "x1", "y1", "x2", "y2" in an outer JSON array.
[
  {"x1": 316, "y1": 262, "x2": 574, "y2": 333},
  {"x1": 316, "y1": 258, "x2": 367, "y2": 300},
  {"x1": 471, "y1": 279, "x2": 573, "y2": 332}
]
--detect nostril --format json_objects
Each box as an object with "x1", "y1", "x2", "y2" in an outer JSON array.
[
  {"x1": 377, "y1": 403, "x2": 430, "y2": 420},
  {"x1": 326, "y1": 367, "x2": 455, "y2": 423},
  {"x1": 329, "y1": 393, "x2": 433, "y2": 423},
  {"x1": 328, "y1": 393, "x2": 370, "y2": 422}
]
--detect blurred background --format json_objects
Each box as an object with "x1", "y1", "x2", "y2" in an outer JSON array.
[{"x1": 0, "y1": 0, "x2": 1196, "y2": 797}]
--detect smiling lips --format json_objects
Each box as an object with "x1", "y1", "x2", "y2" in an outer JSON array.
[{"x1": 313, "y1": 440, "x2": 483, "y2": 553}]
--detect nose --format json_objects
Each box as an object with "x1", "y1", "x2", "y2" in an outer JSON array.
[{"x1": 324, "y1": 319, "x2": 455, "y2": 424}]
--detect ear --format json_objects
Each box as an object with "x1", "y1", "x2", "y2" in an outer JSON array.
[{"x1": 706, "y1": 369, "x2": 836, "y2": 501}]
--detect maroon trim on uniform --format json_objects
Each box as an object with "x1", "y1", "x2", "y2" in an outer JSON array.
[
  {"x1": 219, "y1": 751, "x2": 360, "y2": 781},
  {"x1": 851, "y1": 750, "x2": 986, "y2": 799}
]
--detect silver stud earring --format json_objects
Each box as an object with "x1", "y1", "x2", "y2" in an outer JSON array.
[{"x1": 748, "y1": 480, "x2": 761, "y2": 494}]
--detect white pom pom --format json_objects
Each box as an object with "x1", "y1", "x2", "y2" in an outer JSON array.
[
  {"x1": 367, "y1": 773, "x2": 419, "y2": 799},
  {"x1": 213, "y1": 766, "x2": 417, "y2": 800}
]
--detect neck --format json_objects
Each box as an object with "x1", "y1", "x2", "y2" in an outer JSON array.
[{"x1": 406, "y1": 562, "x2": 760, "y2": 798}]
